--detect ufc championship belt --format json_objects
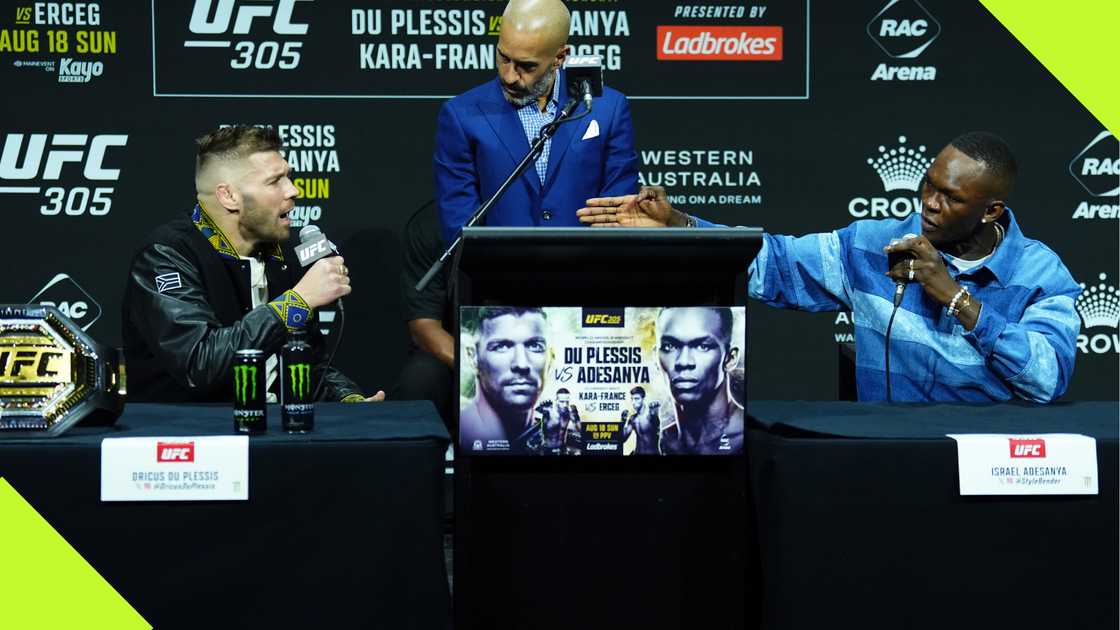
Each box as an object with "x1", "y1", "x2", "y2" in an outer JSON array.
[{"x1": 0, "y1": 304, "x2": 125, "y2": 437}]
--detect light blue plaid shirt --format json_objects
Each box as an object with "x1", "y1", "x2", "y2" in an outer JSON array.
[{"x1": 514, "y1": 72, "x2": 562, "y2": 184}]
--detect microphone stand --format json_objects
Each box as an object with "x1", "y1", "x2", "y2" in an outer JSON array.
[{"x1": 415, "y1": 95, "x2": 587, "y2": 292}]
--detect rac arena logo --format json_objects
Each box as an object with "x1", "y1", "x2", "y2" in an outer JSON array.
[
  {"x1": 28, "y1": 273, "x2": 103, "y2": 331},
  {"x1": 867, "y1": 0, "x2": 940, "y2": 81},
  {"x1": 0, "y1": 132, "x2": 127, "y2": 217},
  {"x1": 656, "y1": 26, "x2": 782, "y2": 61},
  {"x1": 848, "y1": 135, "x2": 933, "y2": 218},
  {"x1": 1075, "y1": 273, "x2": 1120, "y2": 355},
  {"x1": 185, "y1": 0, "x2": 312, "y2": 70},
  {"x1": 1069, "y1": 131, "x2": 1119, "y2": 220}
]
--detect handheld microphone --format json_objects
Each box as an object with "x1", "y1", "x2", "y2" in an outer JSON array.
[
  {"x1": 887, "y1": 233, "x2": 918, "y2": 307},
  {"x1": 294, "y1": 225, "x2": 345, "y2": 401},
  {"x1": 295, "y1": 225, "x2": 339, "y2": 268},
  {"x1": 564, "y1": 55, "x2": 603, "y2": 111}
]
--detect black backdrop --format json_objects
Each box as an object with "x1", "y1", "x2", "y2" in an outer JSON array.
[{"x1": 2, "y1": 0, "x2": 1116, "y2": 400}]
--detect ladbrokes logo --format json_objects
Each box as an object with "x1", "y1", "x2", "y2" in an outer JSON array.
[
  {"x1": 656, "y1": 26, "x2": 782, "y2": 61},
  {"x1": 233, "y1": 364, "x2": 259, "y2": 404},
  {"x1": 288, "y1": 363, "x2": 311, "y2": 400},
  {"x1": 28, "y1": 273, "x2": 102, "y2": 331},
  {"x1": 185, "y1": 0, "x2": 312, "y2": 70},
  {"x1": 1075, "y1": 273, "x2": 1120, "y2": 355},
  {"x1": 849, "y1": 135, "x2": 933, "y2": 218},
  {"x1": 583, "y1": 308, "x2": 624, "y2": 328},
  {"x1": 1008, "y1": 438, "x2": 1046, "y2": 458},
  {"x1": 867, "y1": 0, "x2": 939, "y2": 81},
  {"x1": 1069, "y1": 131, "x2": 1119, "y2": 220},
  {"x1": 0, "y1": 132, "x2": 127, "y2": 217},
  {"x1": 157, "y1": 441, "x2": 195, "y2": 463}
]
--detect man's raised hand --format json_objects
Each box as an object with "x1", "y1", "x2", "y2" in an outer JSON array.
[{"x1": 577, "y1": 186, "x2": 680, "y2": 227}]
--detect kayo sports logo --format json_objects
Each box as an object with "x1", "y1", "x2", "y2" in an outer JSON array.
[
  {"x1": 233, "y1": 364, "x2": 259, "y2": 405},
  {"x1": 288, "y1": 363, "x2": 310, "y2": 399}
]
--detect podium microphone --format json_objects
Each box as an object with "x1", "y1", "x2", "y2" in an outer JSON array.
[{"x1": 564, "y1": 55, "x2": 603, "y2": 112}]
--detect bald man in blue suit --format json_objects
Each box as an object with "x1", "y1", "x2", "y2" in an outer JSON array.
[{"x1": 434, "y1": 0, "x2": 639, "y2": 244}]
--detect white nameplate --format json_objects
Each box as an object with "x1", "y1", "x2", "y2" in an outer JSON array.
[
  {"x1": 947, "y1": 433, "x2": 1098, "y2": 496},
  {"x1": 101, "y1": 435, "x2": 249, "y2": 501}
]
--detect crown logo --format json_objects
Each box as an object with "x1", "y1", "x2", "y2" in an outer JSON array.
[
  {"x1": 1075, "y1": 273, "x2": 1120, "y2": 329},
  {"x1": 867, "y1": 136, "x2": 934, "y2": 192}
]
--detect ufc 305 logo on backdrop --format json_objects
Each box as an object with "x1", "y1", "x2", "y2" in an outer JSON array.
[
  {"x1": 184, "y1": 0, "x2": 312, "y2": 70},
  {"x1": 0, "y1": 133, "x2": 127, "y2": 216}
]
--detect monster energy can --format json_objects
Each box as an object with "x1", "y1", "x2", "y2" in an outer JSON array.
[
  {"x1": 232, "y1": 349, "x2": 267, "y2": 434},
  {"x1": 280, "y1": 330, "x2": 314, "y2": 433}
]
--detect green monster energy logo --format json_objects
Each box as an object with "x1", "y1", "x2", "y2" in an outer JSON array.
[
  {"x1": 233, "y1": 365, "x2": 258, "y2": 405},
  {"x1": 288, "y1": 363, "x2": 311, "y2": 400}
]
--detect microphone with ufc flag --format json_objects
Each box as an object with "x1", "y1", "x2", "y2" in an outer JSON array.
[
  {"x1": 295, "y1": 224, "x2": 339, "y2": 268},
  {"x1": 564, "y1": 54, "x2": 603, "y2": 112},
  {"x1": 884, "y1": 232, "x2": 917, "y2": 402},
  {"x1": 293, "y1": 224, "x2": 344, "y2": 401}
]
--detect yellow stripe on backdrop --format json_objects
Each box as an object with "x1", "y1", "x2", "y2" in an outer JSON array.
[
  {"x1": 980, "y1": 0, "x2": 1119, "y2": 135},
  {"x1": 0, "y1": 478, "x2": 150, "y2": 630}
]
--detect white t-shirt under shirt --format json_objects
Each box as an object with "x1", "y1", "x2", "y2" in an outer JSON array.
[
  {"x1": 244, "y1": 256, "x2": 279, "y2": 403},
  {"x1": 946, "y1": 251, "x2": 993, "y2": 274}
]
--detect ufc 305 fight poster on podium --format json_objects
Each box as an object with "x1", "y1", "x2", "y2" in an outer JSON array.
[{"x1": 458, "y1": 306, "x2": 745, "y2": 456}]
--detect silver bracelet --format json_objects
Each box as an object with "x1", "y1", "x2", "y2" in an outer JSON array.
[{"x1": 947, "y1": 287, "x2": 970, "y2": 318}]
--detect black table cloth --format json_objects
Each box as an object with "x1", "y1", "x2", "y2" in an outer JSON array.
[
  {"x1": 747, "y1": 401, "x2": 1118, "y2": 630},
  {"x1": 0, "y1": 402, "x2": 451, "y2": 630}
]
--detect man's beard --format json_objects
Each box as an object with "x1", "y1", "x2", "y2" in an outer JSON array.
[
  {"x1": 241, "y1": 194, "x2": 289, "y2": 246},
  {"x1": 504, "y1": 71, "x2": 554, "y2": 107}
]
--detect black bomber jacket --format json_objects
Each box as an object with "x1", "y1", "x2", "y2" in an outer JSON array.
[{"x1": 121, "y1": 206, "x2": 363, "y2": 403}]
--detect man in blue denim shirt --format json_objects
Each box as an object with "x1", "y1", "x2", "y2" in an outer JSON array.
[{"x1": 576, "y1": 132, "x2": 1082, "y2": 403}]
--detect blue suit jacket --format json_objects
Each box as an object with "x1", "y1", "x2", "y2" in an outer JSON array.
[{"x1": 434, "y1": 72, "x2": 640, "y2": 244}]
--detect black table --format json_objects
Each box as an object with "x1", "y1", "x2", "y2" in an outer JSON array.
[
  {"x1": 0, "y1": 402, "x2": 451, "y2": 630},
  {"x1": 747, "y1": 401, "x2": 1119, "y2": 630}
]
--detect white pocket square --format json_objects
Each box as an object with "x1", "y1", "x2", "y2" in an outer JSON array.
[{"x1": 581, "y1": 120, "x2": 600, "y2": 140}]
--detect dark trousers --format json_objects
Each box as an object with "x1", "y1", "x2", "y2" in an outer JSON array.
[{"x1": 391, "y1": 349, "x2": 455, "y2": 431}]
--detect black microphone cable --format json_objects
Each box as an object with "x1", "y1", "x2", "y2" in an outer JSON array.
[
  {"x1": 887, "y1": 285, "x2": 904, "y2": 401},
  {"x1": 884, "y1": 234, "x2": 916, "y2": 403}
]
